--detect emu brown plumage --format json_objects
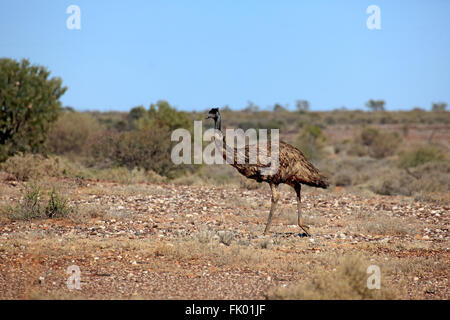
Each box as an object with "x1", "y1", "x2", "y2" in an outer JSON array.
[{"x1": 206, "y1": 108, "x2": 329, "y2": 236}]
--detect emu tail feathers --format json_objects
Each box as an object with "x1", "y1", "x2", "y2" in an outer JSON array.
[{"x1": 304, "y1": 174, "x2": 329, "y2": 189}]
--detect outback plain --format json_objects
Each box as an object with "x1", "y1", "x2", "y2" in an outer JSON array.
[{"x1": 0, "y1": 107, "x2": 449, "y2": 300}]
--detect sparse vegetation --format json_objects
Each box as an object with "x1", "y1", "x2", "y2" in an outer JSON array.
[
  {"x1": 45, "y1": 188, "x2": 71, "y2": 218},
  {"x1": 294, "y1": 125, "x2": 327, "y2": 162},
  {"x1": 398, "y1": 145, "x2": 445, "y2": 168},
  {"x1": 3, "y1": 184, "x2": 71, "y2": 221},
  {"x1": 351, "y1": 127, "x2": 402, "y2": 159},
  {"x1": 0, "y1": 92, "x2": 449, "y2": 299},
  {"x1": 269, "y1": 255, "x2": 400, "y2": 299}
]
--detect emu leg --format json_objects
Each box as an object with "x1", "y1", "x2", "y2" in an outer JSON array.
[
  {"x1": 263, "y1": 183, "x2": 279, "y2": 235},
  {"x1": 295, "y1": 184, "x2": 310, "y2": 236}
]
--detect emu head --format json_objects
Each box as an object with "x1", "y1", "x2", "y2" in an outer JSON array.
[
  {"x1": 206, "y1": 108, "x2": 221, "y2": 131},
  {"x1": 206, "y1": 107, "x2": 220, "y2": 120}
]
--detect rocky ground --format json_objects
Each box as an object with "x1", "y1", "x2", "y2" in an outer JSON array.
[{"x1": 0, "y1": 178, "x2": 448, "y2": 299}]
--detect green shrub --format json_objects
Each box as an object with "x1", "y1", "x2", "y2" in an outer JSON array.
[
  {"x1": 147, "y1": 100, "x2": 192, "y2": 131},
  {"x1": 0, "y1": 58, "x2": 67, "y2": 161},
  {"x1": 45, "y1": 188, "x2": 71, "y2": 218},
  {"x1": 294, "y1": 125, "x2": 327, "y2": 161},
  {"x1": 398, "y1": 145, "x2": 445, "y2": 168},
  {"x1": 6, "y1": 184, "x2": 71, "y2": 221},
  {"x1": 126, "y1": 105, "x2": 147, "y2": 130}
]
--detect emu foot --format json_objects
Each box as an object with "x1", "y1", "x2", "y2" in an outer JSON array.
[
  {"x1": 298, "y1": 224, "x2": 311, "y2": 237},
  {"x1": 298, "y1": 232, "x2": 310, "y2": 238}
]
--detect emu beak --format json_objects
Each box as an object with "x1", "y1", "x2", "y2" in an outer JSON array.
[{"x1": 206, "y1": 114, "x2": 212, "y2": 119}]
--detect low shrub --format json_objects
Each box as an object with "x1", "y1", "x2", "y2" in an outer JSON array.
[
  {"x1": 92, "y1": 124, "x2": 186, "y2": 178},
  {"x1": 369, "y1": 132, "x2": 401, "y2": 159},
  {"x1": 351, "y1": 127, "x2": 402, "y2": 159},
  {"x1": 1, "y1": 153, "x2": 64, "y2": 181},
  {"x1": 294, "y1": 125, "x2": 328, "y2": 162},
  {"x1": 5, "y1": 184, "x2": 71, "y2": 221},
  {"x1": 45, "y1": 188, "x2": 71, "y2": 218},
  {"x1": 46, "y1": 111, "x2": 103, "y2": 157},
  {"x1": 269, "y1": 254, "x2": 399, "y2": 299},
  {"x1": 398, "y1": 145, "x2": 445, "y2": 168},
  {"x1": 369, "y1": 171, "x2": 414, "y2": 196}
]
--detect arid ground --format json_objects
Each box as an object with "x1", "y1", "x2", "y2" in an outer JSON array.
[{"x1": 0, "y1": 178, "x2": 448, "y2": 300}]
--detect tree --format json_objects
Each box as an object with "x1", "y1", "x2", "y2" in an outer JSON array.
[
  {"x1": 243, "y1": 101, "x2": 259, "y2": 112},
  {"x1": 273, "y1": 103, "x2": 287, "y2": 112},
  {"x1": 147, "y1": 100, "x2": 192, "y2": 131},
  {"x1": 366, "y1": 99, "x2": 385, "y2": 112},
  {"x1": 431, "y1": 102, "x2": 447, "y2": 112},
  {"x1": 126, "y1": 105, "x2": 147, "y2": 130},
  {"x1": 296, "y1": 100, "x2": 310, "y2": 113},
  {"x1": 0, "y1": 58, "x2": 67, "y2": 161},
  {"x1": 221, "y1": 105, "x2": 232, "y2": 112}
]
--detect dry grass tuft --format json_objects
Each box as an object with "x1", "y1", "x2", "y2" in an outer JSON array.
[
  {"x1": 354, "y1": 213, "x2": 414, "y2": 236},
  {"x1": 269, "y1": 254, "x2": 401, "y2": 299}
]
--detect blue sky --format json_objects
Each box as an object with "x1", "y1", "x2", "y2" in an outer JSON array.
[{"x1": 1, "y1": 0, "x2": 449, "y2": 111}]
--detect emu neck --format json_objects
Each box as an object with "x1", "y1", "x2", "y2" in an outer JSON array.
[{"x1": 214, "y1": 116, "x2": 222, "y2": 132}]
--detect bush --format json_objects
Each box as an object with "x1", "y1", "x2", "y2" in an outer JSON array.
[
  {"x1": 0, "y1": 153, "x2": 64, "y2": 181},
  {"x1": 431, "y1": 102, "x2": 447, "y2": 112},
  {"x1": 92, "y1": 123, "x2": 183, "y2": 178},
  {"x1": 46, "y1": 111, "x2": 103, "y2": 157},
  {"x1": 147, "y1": 100, "x2": 192, "y2": 131},
  {"x1": 352, "y1": 127, "x2": 401, "y2": 159},
  {"x1": 294, "y1": 125, "x2": 327, "y2": 161},
  {"x1": 369, "y1": 160, "x2": 450, "y2": 196},
  {"x1": 369, "y1": 131, "x2": 401, "y2": 159},
  {"x1": 360, "y1": 127, "x2": 379, "y2": 147},
  {"x1": 334, "y1": 172, "x2": 352, "y2": 186},
  {"x1": 269, "y1": 254, "x2": 398, "y2": 299},
  {"x1": 0, "y1": 58, "x2": 67, "y2": 161},
  {"x1": 398, "y1": 145, "x2": 445, "y2": 168},
  {"x1": 370, "y1": 171, "x2": 414, "y2": 196},
  {"x1": 5, "y1": 184, "x2": 71, "y2": 221},
  {"x1": 126, "y1": 105, "x2": 147, "y2": 130},
  {"x1": 45, "y1": 188, "x2": 71, "y2": 218},
  {"x1": 410, "y1": 161, "x2": 450, "y2": 193},
  {"x1": 7, "y1": 184, "x2": 43, "y2": 221}
]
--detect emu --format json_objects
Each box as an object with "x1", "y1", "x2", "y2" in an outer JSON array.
[{"x1": 206, "y1": 107, "x2": 329, "y2": 236}]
